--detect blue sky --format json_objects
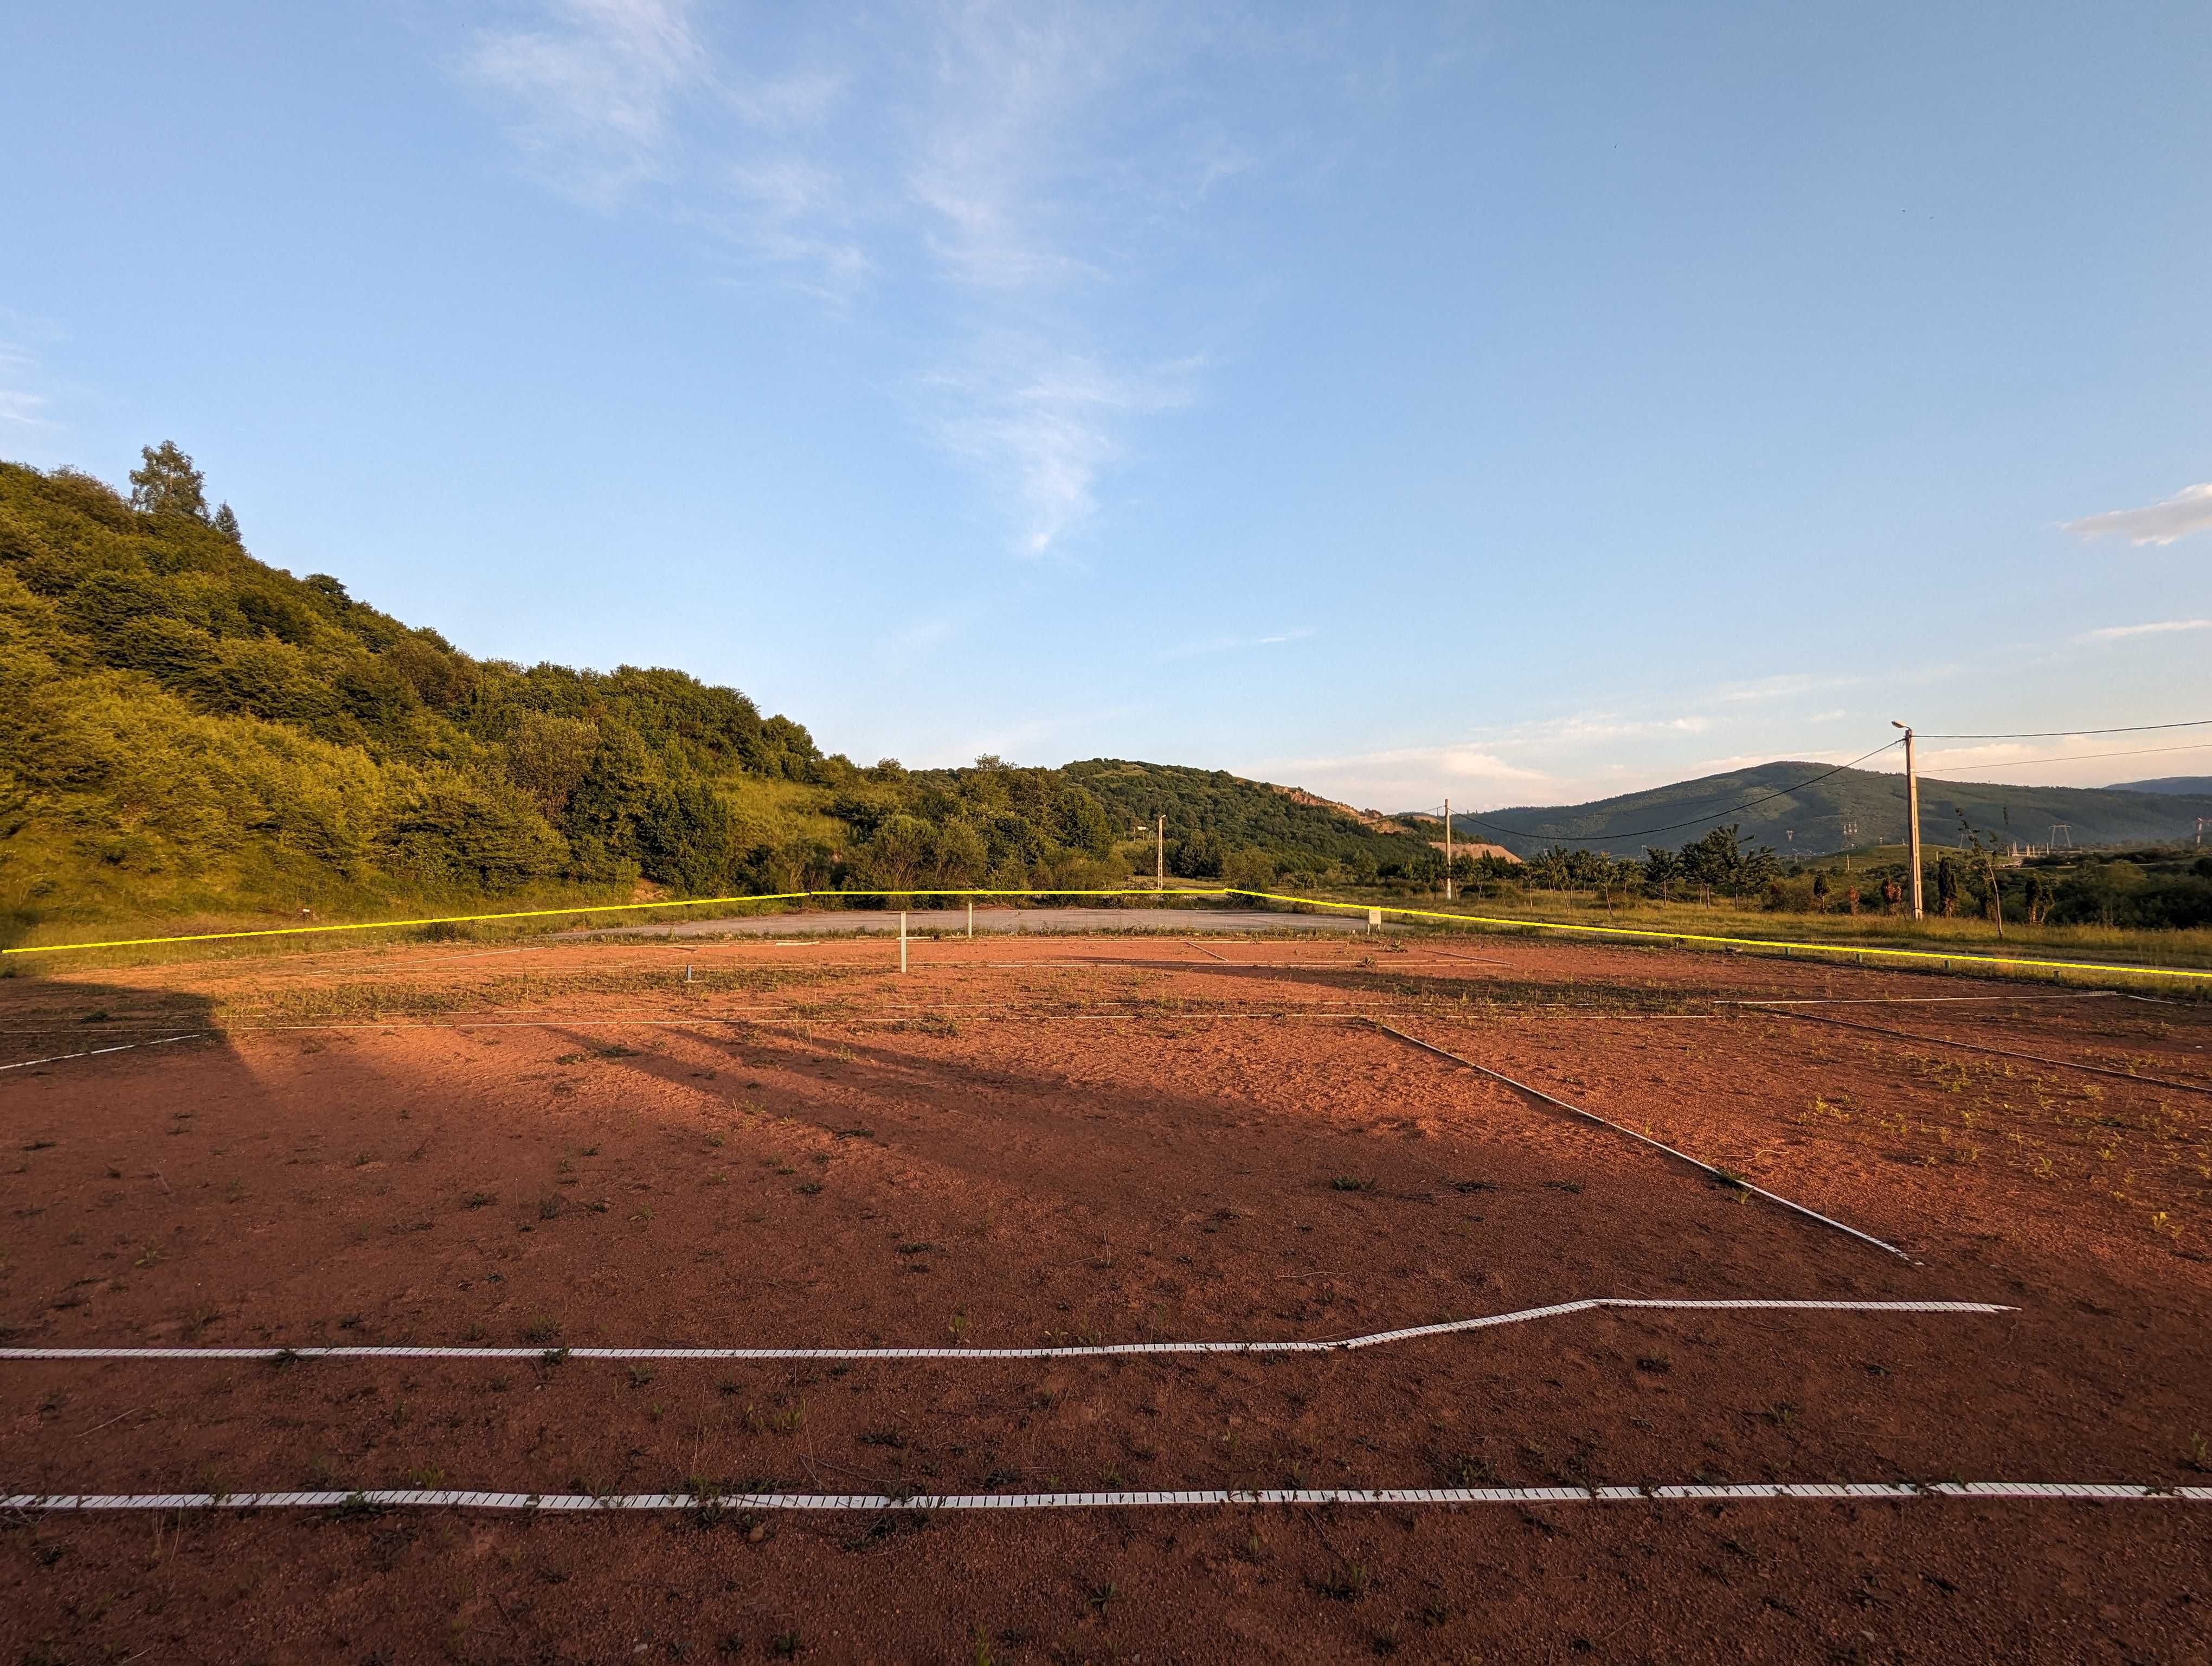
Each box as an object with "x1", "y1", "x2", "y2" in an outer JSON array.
[{"x1": 4, "y1": 2, "x2": 2208, "y2": 812}]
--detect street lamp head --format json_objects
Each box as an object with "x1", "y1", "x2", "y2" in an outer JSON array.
[{"x1": 1891, "y1": 720, "x2": 1906, "y2": 729}]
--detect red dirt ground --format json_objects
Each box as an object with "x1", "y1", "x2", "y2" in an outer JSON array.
[{"x1": 2, "y1": 927, "x2": 2209, "y2": 1662}]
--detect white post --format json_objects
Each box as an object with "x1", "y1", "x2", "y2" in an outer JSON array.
[
  {"x1": 1156, "y1": 816, "x2": 1165, "y2": 894},
  {"x1": 967, "y1": 899, "x2": 974, "y2": 938},
  {"x1": 899, "y1": 910, "x2": 908, "y2": 973},
  {"x1": 1444, "y1": 796, "x2": 1452, "y2": 902}
]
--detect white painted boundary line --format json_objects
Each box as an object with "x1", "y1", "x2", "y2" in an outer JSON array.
[
  {"x1": 7, "y1": 1482, "x2": 2205, "y2": 1515},
  {"x1": 0, "y1": 1033, "x2": 203, "y2": 1074},
  {"x1": 0, "y1": 1298, "x2": 2008, "y2": 1363},
  {"x1": 1374, "y1": 1022, "x2": 1915, "y2": 1261}
]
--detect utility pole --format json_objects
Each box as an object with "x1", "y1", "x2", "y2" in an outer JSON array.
[
  {"x1": 1892, "y1": 722, "x2": 1923, "y2": 921},
  {"x1": 1156, "y1": 816, "x2": 1165, "y2": 894},
  {"x1": 1443, "y1": 798, "x2": 1453, "y2": 902}
]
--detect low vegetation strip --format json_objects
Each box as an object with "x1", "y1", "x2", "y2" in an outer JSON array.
[
  {"x1": 0, "y1": 1298, "x2": 2010, "y2": 1363},
  {"x1": 7, "y1": 1482, "x2": 2206, "y2": 1514}
]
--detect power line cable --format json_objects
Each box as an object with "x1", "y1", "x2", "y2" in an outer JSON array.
[
  {"x1": 1919, "y1": 740, "x2": 2212, "y2": 775},
  {"x1": 1919, "y1": 717, "x2": 2212, "y2": 739},
  {"x1": 1444, "y1": 739, "x2": 1903, "y2": 847}
]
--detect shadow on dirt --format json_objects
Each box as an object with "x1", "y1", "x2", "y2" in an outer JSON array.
[{"x1": 0, "y1": 971, "x2": 221, "y2": 1071}]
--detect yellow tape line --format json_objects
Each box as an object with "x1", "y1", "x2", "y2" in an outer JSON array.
[
  {"x1": 3, "y1": 886, "x2": 2206, "y2": 983},
  {"x1": 1232, "y1": 891, "x2": 2212, "y2": 983}
]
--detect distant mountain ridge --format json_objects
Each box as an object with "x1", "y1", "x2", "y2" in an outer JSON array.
[
  {"x1": 2108, "y1": 776, "x2": 2212, "y2": 796},
  {"x1": 1430, "y1": 762, "x2": 2212, "y2": 858}
]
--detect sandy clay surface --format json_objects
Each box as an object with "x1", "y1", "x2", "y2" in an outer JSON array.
[{"x1": 2, "y1": 925, "x2": 2209, "y2": 1661}]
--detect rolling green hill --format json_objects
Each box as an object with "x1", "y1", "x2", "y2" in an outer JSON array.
[
  {"x1": 2110, "y1": 777, "x2": 2212, "y2": 796},
  {"x1": 5, "y1": 447, "x2": 2200, "y2": 946},
  {"x1": 0, "y1": 452, "x2": 1439, "y2": 938},
  {"x1": 1437, "y1": 762, "x2": 2212, "y2": 858}
]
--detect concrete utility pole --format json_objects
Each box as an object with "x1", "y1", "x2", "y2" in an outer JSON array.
[
  {"x1": 1156, "y1": 816, "x2": 1165, "y2": 894},
  {"x1": 1443, "y1": 798, "x2": 1453, "y2": 902},
  {"x1": 1893, "y1": 722, "x2": 1924, "y2": 921}
]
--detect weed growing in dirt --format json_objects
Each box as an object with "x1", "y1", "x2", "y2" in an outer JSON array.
[
  {"x1": 1329, "y1": 1176, "x2": 1375, "y2": 1192},
  {"x1": 1444, "y1": 1453, "x2": 1498, "y2": 1486},
  {"x1": 1312, "y1": 1564, "x2": 1369, "y2": 1601}
]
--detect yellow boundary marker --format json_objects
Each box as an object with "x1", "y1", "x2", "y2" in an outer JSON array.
[{"x1": 3, "y1": 886, "x2": 2208, "y2": 983}]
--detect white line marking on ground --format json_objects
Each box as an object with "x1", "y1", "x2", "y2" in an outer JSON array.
[
  {"x1": 5, "y1": 1482, "x2": 2203, "y2": 1515},
  {"x1": 0, "y1": 1034, "x2": 203, "y2": 1074},
  {"x1": 0, "y1": 1298, "x2": 2009, "y2": 1363}
]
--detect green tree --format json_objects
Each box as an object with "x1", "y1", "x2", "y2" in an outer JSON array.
[
  {"x1": 128, "y1": 442, "x2": 209, "y2": 520},
  {"x1": 211, "y1": 502, "x2": 241, "y2": 541},
  {"x1": 1052, "y1": 784, "x2": 1114, "y2": 856}
]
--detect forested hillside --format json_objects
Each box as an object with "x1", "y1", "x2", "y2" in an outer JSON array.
[{"x1": 0, "y1": 451, "x2": 1437, "y2": 935}]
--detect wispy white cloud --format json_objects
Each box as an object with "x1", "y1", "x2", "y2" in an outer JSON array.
[
  {"x1": 930, "y1": 344, "x2": 1197, "y2": 555},
  {"x1": 0, "y1": 339, "x2": 53, "y2": 427},
  {"x1": 453, "y1": 2, "x2": 1360, "y2": 555},
  {"x1": 465, "y1": 0, "x2": 708, "y2": 207},
  {"x1": 1711, "y1": 671, "x2": 1865, "y2": 705},
  {"x1": 709, "y1": 155, "x2": 870, "y2": 299},
  {"x1": 2063, "y1": 483, "x2": 2212, "y2": 547},
  {"x1": 2079, "y1": 617, "x2": 2212, "y2": 641},
  {"x1": 1162, "y1": 626, "x2": 1314, "y2": 661}
]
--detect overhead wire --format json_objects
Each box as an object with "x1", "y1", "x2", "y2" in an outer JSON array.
[
  {"x1": 1918, "y1": 740, "x2": 2212, "y2": 774},
  {"x1": 1919, "y1": 717, "x2": 2212, "y2": 739}
]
